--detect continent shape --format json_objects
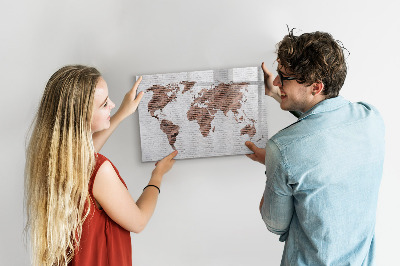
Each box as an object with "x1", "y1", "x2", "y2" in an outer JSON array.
[{"x1": 146, "y1": 81, "x2": 257, "y2": 149}]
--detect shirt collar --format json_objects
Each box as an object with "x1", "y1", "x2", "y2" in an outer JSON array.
[{"x1": 298, "y1": 95, "x2": 350, "y2": 121}]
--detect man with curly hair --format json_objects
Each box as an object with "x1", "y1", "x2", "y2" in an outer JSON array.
[{"x1": 246, "y1": 30, "x2": 385, "y2": 265}]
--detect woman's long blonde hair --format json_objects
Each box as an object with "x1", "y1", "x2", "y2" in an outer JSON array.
[{"x1": 25, "y1": 65, "x2": 101, "y2": 265}]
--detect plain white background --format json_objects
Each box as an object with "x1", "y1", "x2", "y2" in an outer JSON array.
[{"x1": 1, "y1": 0, "x2": 399, "y2": 265}]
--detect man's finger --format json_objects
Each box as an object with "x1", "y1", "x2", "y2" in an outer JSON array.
[
  {"x1": 261, "y1": 62, "x2": 271, "y2": 76},
  {"x1": 245, "y1": 141, "x2": 258, "y2": 152}
]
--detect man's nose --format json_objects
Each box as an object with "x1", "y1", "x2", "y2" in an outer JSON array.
[{"x1": 273, "y1": 75, "x2": 281, "y2": 87}]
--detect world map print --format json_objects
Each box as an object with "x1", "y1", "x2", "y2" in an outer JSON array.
[{"x1": 136, "y1": 67, "x2": 268, "y2": 162}]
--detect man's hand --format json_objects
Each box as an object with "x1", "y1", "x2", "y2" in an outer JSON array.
[
  {"x1": 262, "y1": 62, "x2": 281, "y2": 103},
  {"x1": 245, "y1": 141, "x2": 265, "y2": 165}
]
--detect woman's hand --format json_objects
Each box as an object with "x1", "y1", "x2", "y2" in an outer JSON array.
[
  {"x1": 92, "y1": 77, "x2": 145, "y2": 152},
  {"x1": 115, "y1": 76, "x2": 144, "y2": 120},
  {"x1": 152, "y1": 150, "x2": 178, "y2": 179},
  {"x1": 262, "y1": 62, "x2": 281, "y2": 103}
]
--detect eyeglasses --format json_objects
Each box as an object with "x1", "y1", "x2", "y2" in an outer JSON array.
[{"x1": 277, "y1": 70, "x2": 297, "y2": 86}]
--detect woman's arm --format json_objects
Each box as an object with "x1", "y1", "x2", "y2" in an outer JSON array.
[
  {"x1": 92, "y1": 77, "x2": 144, "y2": 152},
  {"x1": 93, "y1": 150, "x2": 178, "y2": 233}
]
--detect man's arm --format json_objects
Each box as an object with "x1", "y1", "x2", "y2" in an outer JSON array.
[
  {"x1": 245, "y1": 137, "x2": 293, "y2": 239},
  {"x1": 261, "y1": 62, "x2": 301, "y2": 119},
  {"x1": 262, "y1": 62, "x2": 282, "y2": 103},
  {"x1": 93, "y1": 77, "x2": 144, "y2": 152},
  {"x1": 260, "y1": 185, "x2": 293, "y2": 238},
  {"x1": 260, "y1": 141, "x2": 294, "y2": 240},
  {"x1": 259, "y1": 195, "x2": 264, "y2": 211}
]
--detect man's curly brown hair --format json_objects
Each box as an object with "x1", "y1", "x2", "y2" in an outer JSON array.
[{"x1": 277, "y1": 30, "x2": 348, "y2": 98}]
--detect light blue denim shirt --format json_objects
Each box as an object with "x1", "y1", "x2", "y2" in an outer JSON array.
[{"x1": 261, "y1": 96, "x2": 385, "y2": 266}]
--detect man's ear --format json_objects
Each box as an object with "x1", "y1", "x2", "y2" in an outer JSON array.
[{"x1": 312, "y1": 82, "x2": 324, "y2": 96}]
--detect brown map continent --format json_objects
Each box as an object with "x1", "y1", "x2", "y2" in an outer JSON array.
[
  {"x1": 180, "y1": 81, "x2": 196, "y2": 94},
  {"x1": 186, "y1": 106, "x2": 214, "y2": 137},
  {"x1": 147, "y1": 84, "x2": 180, "y2": 119},
  {"x1": 146, "y1": 80, "x2": 256, "y2": 150},
  {"x1": 240, "y1": 124, "x2": 256, "y2": 137},
  {"x1": 187, "y1": 82, "x2": 249, "y2": 137},
  {"x1": 159, "y1": 119, "x2": 180, "y2": 150},
  {"x1": 147, "y1": 84, "x2": 181, "y2": 149}
]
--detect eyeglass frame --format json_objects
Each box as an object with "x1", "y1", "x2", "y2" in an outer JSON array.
[{"x1": 277, "y1": 69, "x2": 297, "y2": 86}]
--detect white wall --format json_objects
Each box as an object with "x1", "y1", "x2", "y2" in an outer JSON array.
[{"x1": 1, "y1": 0, "x2": 399, "y2": 265}]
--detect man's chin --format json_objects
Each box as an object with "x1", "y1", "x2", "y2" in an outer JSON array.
[{"x1": 279, "y1": 103, "x2": 290, "y2": 111}]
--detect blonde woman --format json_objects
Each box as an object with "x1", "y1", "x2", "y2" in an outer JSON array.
[{"x1": 25, "y1": 65, "x2": 177, "y2": 266}]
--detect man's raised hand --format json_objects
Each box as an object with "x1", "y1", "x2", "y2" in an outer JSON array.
[{"x1": 262, "y1": 62, "x2": 281, "y2": 103}]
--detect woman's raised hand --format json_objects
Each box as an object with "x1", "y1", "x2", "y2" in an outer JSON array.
[{"x1": 116, "y1": 76, "x2": 144, "y2": 119}]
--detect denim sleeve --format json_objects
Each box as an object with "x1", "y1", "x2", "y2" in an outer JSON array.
[{"x1": 260, "y1": 140, "x2": 294, "y2": 241}]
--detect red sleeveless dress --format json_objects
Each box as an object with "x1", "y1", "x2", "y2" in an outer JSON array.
[{"x1": 69, "y1": 153, "x2": 132, "y2": 266}]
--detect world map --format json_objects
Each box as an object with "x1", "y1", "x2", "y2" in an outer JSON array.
[{"x1": 136, "y1": 67, "x2": 268, "y2": 162}]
